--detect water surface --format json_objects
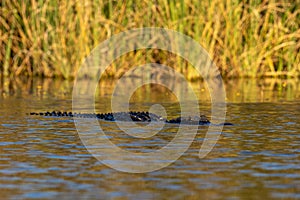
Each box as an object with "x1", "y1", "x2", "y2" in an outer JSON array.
[{"x1": 0, "y1": 78, "x2": 299, "y2": 199}]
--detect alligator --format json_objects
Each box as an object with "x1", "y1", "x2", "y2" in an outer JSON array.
[{"x1": 29, "y1": 111, "x2": 233, "y2": 126}]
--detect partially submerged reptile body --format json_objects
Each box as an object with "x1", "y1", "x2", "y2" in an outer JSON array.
[{"x1": 29, "y1": 111, "x2": 233, "y2": 126}]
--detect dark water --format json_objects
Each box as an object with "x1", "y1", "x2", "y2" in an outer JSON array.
[{"x1": 0, "y1": 78, "x2": 300, "y2": 199}]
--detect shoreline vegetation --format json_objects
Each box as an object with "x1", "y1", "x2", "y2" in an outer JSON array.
[
  {"x1": 1, "y1": 0, "x2": 299, "y2": 80},
  {"x1": 1, "y1": 76, "x2": 299, "y2": 102}
]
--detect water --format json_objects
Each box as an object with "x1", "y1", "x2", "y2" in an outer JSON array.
[{"x1": 0, "y1": 78, "x2": 300, "y2": 199}]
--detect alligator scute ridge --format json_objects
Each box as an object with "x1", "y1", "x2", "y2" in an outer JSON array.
[{"x1": 29, "y1": 111, "x2": 233, "y2": 126}]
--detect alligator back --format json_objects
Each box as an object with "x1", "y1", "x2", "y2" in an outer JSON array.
[{"x1": 29, "y1": 111, "x2": 232, "y2": 125}]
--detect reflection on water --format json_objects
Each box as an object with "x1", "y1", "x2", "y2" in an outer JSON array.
[{"x1": 0, "y1": 77, "x2": 300, "y2": 199}]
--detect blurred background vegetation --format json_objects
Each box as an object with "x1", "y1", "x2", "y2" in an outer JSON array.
[{"x1": 0, "y1": 0, "x2": 299, "y2": 80}]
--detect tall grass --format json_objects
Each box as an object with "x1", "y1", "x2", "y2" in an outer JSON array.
[{"x1": 0, "y1": 0, "x2": 299, "y2": 79}]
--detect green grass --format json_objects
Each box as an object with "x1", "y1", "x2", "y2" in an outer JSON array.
[{"x1": 0, "y1": 0, "x2": 299, "y2": 79}]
